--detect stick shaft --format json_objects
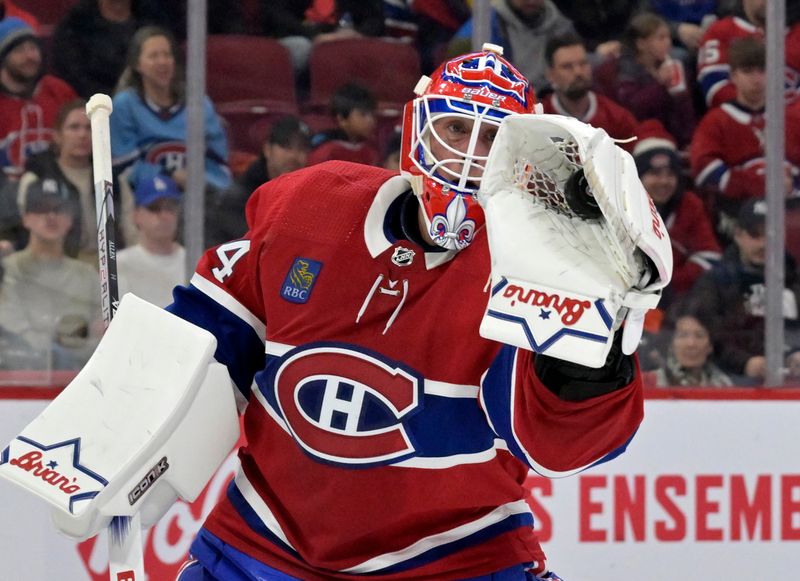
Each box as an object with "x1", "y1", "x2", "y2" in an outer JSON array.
[
  {"x1": 86, "y1": 95, "x2": 119, "y2": 327},
  {"x1": 86, "y1": 95, "x2": 143, "y2": 581}
]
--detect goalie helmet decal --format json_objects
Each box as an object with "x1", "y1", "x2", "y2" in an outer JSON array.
[{"x1": 400, "y1": 44, "x2": 535, "y2": 250}]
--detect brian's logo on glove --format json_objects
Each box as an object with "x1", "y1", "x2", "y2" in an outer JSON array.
[
  {"x1": 482, "y1": 277, "x2": 616, "y2": 366},
  {"x1": 501, "y1": 283, "x2": 591, "y2": 326}
]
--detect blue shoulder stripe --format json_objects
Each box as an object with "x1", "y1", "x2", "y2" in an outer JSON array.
[{"x1": 167, "y1": 283, "x2": 264, "y2": 400}]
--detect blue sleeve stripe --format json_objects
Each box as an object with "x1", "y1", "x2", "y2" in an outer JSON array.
[
  {"x1": 480, "y1": 346, "x2": 612, "y2": 478},
  {"x1": 190, "y1": 273, "x2": 266, "y2": 338},
  {"x1": 695, "y1": 159, "x2": 727, "y2": 188},
  {"x1": 167, "y1": 282, "x2": 265, "y2": 400}
]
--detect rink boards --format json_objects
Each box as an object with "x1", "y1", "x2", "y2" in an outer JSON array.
[{"x1": 1, "y1": 385, "x2": 798, "y2": 580}]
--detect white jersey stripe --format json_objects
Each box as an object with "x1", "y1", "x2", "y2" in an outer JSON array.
[
  {"x1": 340, "y1": 499, "x2": 532, "y2": 574},
  {"x1": 394, "y1": 439, "x2": 510, "y2": 469},
  {"x1": 191, "y1": 273, "x2": 267, "y2": 338},
  {"x1": 234, "y1": 470, "x2": 296, "y2": 550},
  {"x1": 265, "y1": 340, "x2": 480, "y2": 398}
]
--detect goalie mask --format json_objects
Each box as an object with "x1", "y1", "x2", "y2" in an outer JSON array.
[{"x1": 400, "y1": 44, "x2": 535, "y2": 250}]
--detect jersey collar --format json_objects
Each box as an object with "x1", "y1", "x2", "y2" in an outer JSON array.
[{"x1": 364, "y1": 176, "x2": 458, "y2": 269}]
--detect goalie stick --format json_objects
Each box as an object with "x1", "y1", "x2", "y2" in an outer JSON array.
[{"x1": 86, "y1": 94, "x2": 144, "y2": 581}]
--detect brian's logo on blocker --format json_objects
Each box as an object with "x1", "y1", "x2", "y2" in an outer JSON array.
[{"x1": 281, "y1": 258, "x2": 322, "y2": 304}]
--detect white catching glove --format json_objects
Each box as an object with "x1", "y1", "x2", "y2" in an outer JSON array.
[{"x1": 477, "y1": 114, "x2": 673, "y2": 368}]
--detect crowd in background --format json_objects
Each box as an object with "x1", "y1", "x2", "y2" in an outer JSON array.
[{"x1": 0, "y1": 0, "x2": 799, "y2": 387}]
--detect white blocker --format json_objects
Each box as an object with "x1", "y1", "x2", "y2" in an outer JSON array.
[{"x1": 0, "y1": 294, "x2": 240, "y2": 540}]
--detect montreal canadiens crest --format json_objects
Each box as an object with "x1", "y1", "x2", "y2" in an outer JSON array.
[{"x1": 271, "y1": 343, "x2": 424, "y2": 467}]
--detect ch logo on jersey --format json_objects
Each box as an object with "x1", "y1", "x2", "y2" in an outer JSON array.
[
  {"x1": 281, "y1": 258, "x2": 322, "y2": 303},
  {"x1": 144, "y1": 141, "x2": 187, "y2": 174},
  {"x1": 273, "y1": 344, "x2": 424, "y2": 466},
  {"x1": 443, "y1": 52, "x2": 529, "y2": 107}
]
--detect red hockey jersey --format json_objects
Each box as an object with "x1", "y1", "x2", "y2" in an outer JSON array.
[
  {"x1": 0, "y1": 75, "x2": 77, "y2": 178},
  {"x1": 697, "y1": 18, "x2": 800, "y2": 108},
  {"x1": 690, "y1": 101, "x2": 800, "y2": 199},
  {"x1": 168, "y1": 161, "x2": 644, "y2": 580},
  {"x1": 541, "y1": 91, "x2": 639, "y2": 152}
]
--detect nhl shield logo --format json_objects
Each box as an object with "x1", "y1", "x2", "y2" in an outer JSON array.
[{"x1": 391, "y1": 246, "x2": 415, "y2": 267}]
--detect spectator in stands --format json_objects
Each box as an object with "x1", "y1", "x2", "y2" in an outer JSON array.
[
  {"x1": 16, "y1": 100, "x2": 96, "y2": 263},
  {"x1": 308, "y1": 82, "x2": 380, "y2": 167},
  {"x1": 594, "y1": 12, "x2": 696, "y2": 148},
  {"x1": 647, "y1": 307, "x2": 736, "y2": 387},
  {"x1": 208, "y1": 115, "x2": 311, "y2": 246},
  {"x1": 0, "y1": 18, "x2": 78, "y2": 179},
  {"x1": 0, "y1": 0, "x2": 39, "y2": 30},
  {"x1": 382, "y1": 0, "x2": 470, "y2": 74},
  {"x1": 447, "y1": 0, "x2": 575, "y2": 92},
  {"x1": 160, "y1": 1, "x2": 244, "y2": 41},
  {"x1": 542, "y1": 33, "x2": 639, "y2": 151},
  {"x1": 51, "y1": 0, "x2": 169, "y2": 100},
  {"x1": 698, "y1": 0, "x2": 800, "y2": 108},
  {"x1": 634, "y1": 119, "x2": 721, "y2": 307},
  {"x1": 111, "y1": 26, "x2": 230, "y2": 243},
  {"x1": 382, "y1": 128, "x2": 402, "y2": 171},
  {"x1": 556, "y1": 0, "x2": 645, "y2": 62},
  {"x1": 0, "y1": 178, "x2": 100, "y2": 370},
  {"x1": 784, "y1": 346, "x2": 800, "y2": 385},
  {"x1": 690, "y1": 36, "x2": 800, "y2": 239},
  {"x1": 649, "y1": 0, "x2": 718, "y2": 53},
  {"x1": 687, "y1": 198, "x2": 800, "y2": 384},
  {"x1": 259, "y1": 0, "x2": 385, "y2": 76},
  {"x1": 117, "y1": 175, "x2": 185, "y2": 308}
]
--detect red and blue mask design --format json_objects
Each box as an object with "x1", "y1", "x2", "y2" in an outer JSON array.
[{"x1": 401, "y1": 48, "x2": 535, "y2": 250}]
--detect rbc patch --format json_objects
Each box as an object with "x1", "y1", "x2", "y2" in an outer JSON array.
[{"x1": 281, "y1": 258, "x2": 322, "y2": 304}]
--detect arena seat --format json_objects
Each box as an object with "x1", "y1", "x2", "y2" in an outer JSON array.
[
  {"x1": 12, "y1": 0, "x2": 77, "y2": 35},
  {"x1": 206, "y1": 35, "x2": 298, "y2": 153},
  {"x1": 306, "y1": 38, "x2": 421, "y2": 115}
]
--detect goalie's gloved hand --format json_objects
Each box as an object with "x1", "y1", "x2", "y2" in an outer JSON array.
[{"x1": 534, "y1": 329, "x2": 633, "y2": 402}]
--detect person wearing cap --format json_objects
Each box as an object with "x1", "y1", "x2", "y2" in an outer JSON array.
[
  {"x1": 117, "y1": 175, "x2": 186, "y2": 308},
  {"x1": 542, "y1": 33, "x2": 639, "y2": 153},
  {"x1": 687, "y1": 197, "x2": 800, "y2": 383},
  {"x1": 634, "y1": 119, "x2": 721, "y2": 307},
  {"x1": 0, "y1": 177, "x2": 101, "y2": 370},
  {"x1": 15, "y1": 99, "x2": 96, "y2": 263},
  {"x1": 0, "y1": 0, "x2": 39, "y2": 30},
  {"x1": 0, "y1": 17, "x2": 78, "y2": 179},
  {"x1": 206, "y1": 115, "x2": 311, "y2": 246}
]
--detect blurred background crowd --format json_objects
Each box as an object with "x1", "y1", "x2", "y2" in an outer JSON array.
[{"x1": 0, "y1": 0, "x2": 798, "y2": 387}]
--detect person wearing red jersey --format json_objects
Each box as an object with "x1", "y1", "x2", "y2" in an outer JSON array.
[
  {"x1": 691, "y1": 36, "x2": 800, "y2": 238},
  {"x1": 697, "y1": 0, "x2": 800, "y2": 108},
  {"x1": 542, "y1": 33, "x2": 639, "y2": 152},
  {"x1": 158, "y1": 43, "x2": 672, "y2": 580},
  {"x1": 634, "y1": 119, "x2": 721, "y2": 306},
  {"x1": 0, "y1": 45, "x2": 671, "y2": 581},
  {"x1": 0, "y1": 18, "x2": 78, "y2": 179}
]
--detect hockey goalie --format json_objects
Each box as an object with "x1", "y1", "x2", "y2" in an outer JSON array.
[{"x1": 0, "y1": 44, "x2": 671, "y2": 581}]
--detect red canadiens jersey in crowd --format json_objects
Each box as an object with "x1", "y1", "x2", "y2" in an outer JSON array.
[
  {"x1": 661, "y1": 190, "x2": 721, "y2": 295},
  {"x1": 541, "y1": 91, "x2": 639, "y2": 152},
  {"x1": 690, "y1": 101, "x2": 800, "y2": 199},
  {"x1": 0, "y1": 75, "x2": 77, "y2": 178},
  {"x1": 167, "y1": 161, "x2": 643, "y2": 580},
  {"x1": 698, "y1": 18, "x2": 800, "y2": 108}
]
